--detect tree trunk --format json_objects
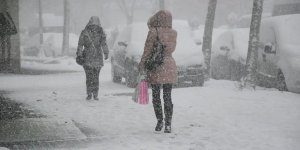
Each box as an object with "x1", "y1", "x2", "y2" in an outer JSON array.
[
  {"x1": 202, "y1": 0, "x2": 217, "y2": 79},
  {"x1": 62, "y1": 0, "x2": 70, "y2": 56},
  {"x1": 38, "y1": 0, "x2": 44, "y2": 57},
  {"x1": 243, "y1": 0, "x2": 264, "y2": 88},
  {"x1": 159, "y1": 0, "x2": 165, "y2": 10}
]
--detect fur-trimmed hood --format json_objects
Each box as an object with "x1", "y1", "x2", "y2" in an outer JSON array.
[{"x1": 148, "y1": 10, "x2": 173, "y2": 28}]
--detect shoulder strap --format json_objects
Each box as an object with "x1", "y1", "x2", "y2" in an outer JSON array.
[
  {"x1": 85, "y1": 31, "x2": 97, "y2": 55},
  {"x1": 85, "y1": 31, "x2": 97, "y2": 50},
  {"x1": 155, "y1": 28, "x2": 160, "y2": 41}
]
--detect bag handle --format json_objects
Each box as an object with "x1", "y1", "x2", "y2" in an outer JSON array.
[
  {"x1": 154, "y1": 14, "x2": 161, "y2": 42},
  {"x1": 155, "y1": 28, "x2": 161, "y2": 42}
]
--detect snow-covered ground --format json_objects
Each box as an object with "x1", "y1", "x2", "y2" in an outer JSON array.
[
  {"x1": 21, "y1": 56, "x2": 82, "y2": 72},
  {"x1": 0, "y1": 62, "x2": 300, "y2": 150}
]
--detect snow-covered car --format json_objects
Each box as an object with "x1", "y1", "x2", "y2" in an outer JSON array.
[
  {"x1": 211, "y1": 0, "x2": 300, "y2": 93},
  {"x1": 211, "y1": 28, "x2": 249, "y2": 81},
  {"x1": 191, "y1": 26, "x2": 228, "y2": 48},
  {"x1": 257, "y1": 14, "x2": 300, "y2": 93},
  {"x1": 235, "y1": 13, "x2": 271, "y2": 28},
  {"x1": 111, "y1": 20, "x2": 205, "y2": 87},
  {"x1": 211, "y1": 14, "x2": 271, "y2": 81},
  {"x1": 191, "y1": 25, "x2": 205, "y2": 47}
]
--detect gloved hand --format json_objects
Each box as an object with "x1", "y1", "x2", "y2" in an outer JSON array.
[{"x1": 140, "y1": 74, "x2": 146, "y2": 80}]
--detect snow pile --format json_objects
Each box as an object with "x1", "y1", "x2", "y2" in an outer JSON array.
[
  {"x1": 21, "y1": 33, "x2": 80, "y2": 57},
  {"x1": 43, "y1": 33, "x2": 79, "y2": 56},
  {"x1": 44, "y1": 33, "x2": 79, "y2": 50},
  {"x1": 22, "y1": 56, "x2": 83, "y2": 72}
]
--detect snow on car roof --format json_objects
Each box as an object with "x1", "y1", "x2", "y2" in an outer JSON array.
[
  {"x1": 264, "y1": 14, "x2": 300, "y2": 47},
  {"x1": 172, "y1": 20, "x2": 204, "y2": 66},
  {"x1": 124, "y1": 20, "x2": 204, "y2": 66},
  {"x1": 212, "y1": 14, "x2": 300, "y2": 63},
  {"x1": 126, "y1": 22, "x2": 148, "y2": 60},
  {"x1": 212, "y1": 28, "x2": 249, "y2": 64},
  {"x1": 231, "y1": 28, "x2": 250, "y2": 62},
  {"x1": 263, "y1": 14, "x2": 300, "y2": 59}
]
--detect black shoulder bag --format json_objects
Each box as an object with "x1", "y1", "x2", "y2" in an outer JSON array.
[
  {"x1": 76, "y1": 31, "x2": 97, "y2": 66},
  {"x1": 144, "y1": 28, "x2": 166, "y2": 72}
]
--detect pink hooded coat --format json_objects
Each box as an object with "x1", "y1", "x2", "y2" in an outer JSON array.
[{"x1": 139, "y1": 10, "x2": 177, "y2": 84}]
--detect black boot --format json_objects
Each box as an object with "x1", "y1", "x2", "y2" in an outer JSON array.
[
  {"x1": 86, "y1": 94, "x2": 92, "y2": 100},
  {"x1": 164, "y1": 103, "x2": 173, "y2": 133},
  {"x1": 93, "y1": 91, "x2": 99, "y2": 100},
  {"x1": 153, "y1": 99, "x2": 163, "y2": 131},
  {"x1": 86, "y1": 85, "x2": 92, "y2": 100}
]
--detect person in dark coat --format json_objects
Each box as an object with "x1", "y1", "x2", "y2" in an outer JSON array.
[
  {"x1": 139, "y1": 10, "x2": 177, "y2": 133},
  {"x1": 0, "y1": 0, "x2": 17, "y2": 70},
  {"x1": 77, "y1": 16, "x2": 109, "y2": 100}
]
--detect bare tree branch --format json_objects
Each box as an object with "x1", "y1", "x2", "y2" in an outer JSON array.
[{"x1": 115, "y1": 0, "x2": 137, "y2": 24}]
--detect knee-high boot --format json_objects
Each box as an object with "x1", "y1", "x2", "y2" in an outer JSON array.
[
  {"x1": 164, "y1": 103, "x2": 173, "y2": 133},
  {"x1": 153, "y1": 99, "x2": 163, "y2": 131}
]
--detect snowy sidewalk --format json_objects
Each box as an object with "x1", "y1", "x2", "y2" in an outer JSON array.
[
  {"x1": 0, "y1": 94, "x2": 88, "y2": 149},
  {"x1": 0, "y1": 65, "x2": 300, "y2": 150}
]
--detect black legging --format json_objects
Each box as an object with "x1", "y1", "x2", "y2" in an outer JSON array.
[
  {"x1": 0, "y1": 35, "x2": 10, "y2": 64},
  {"x1": 151, "y1": 84, "x2": 173, "y2": 106},
  {"x1": 83, "y1": 65, "x2": 101, "y2": 96}
]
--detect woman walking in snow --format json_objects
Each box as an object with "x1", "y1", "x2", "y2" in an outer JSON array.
[
  {"x1": 139, "y1": 10, "x2": 177, "y2": 133},
  {"x1": 76, "y1": 16, "x2": 109, "y2": 100}
]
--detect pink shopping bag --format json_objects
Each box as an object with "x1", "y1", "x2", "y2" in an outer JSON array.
[{"x1": 137, "y1": 79, "x2": 149, "y2": 105}]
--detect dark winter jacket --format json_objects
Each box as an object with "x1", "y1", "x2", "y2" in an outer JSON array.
[
  {"x1": 139, "y1": 10, "x2": 177, "y2": 84},
  {"x1": 77, "y1": 16, "x2": 109, "y2": 67},
  {"x1": 0, "y1": 0, "x2": 17, "y2": 36}
]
